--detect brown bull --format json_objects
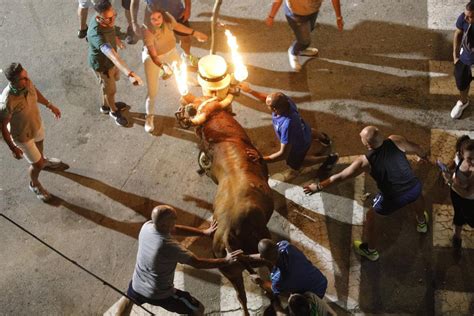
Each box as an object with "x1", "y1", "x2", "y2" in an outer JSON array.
[{"x1": 196, "y1": 109, "x2": 274, "y2": 315}]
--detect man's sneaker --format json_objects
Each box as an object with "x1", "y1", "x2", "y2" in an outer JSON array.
[
  {"x1": 450, "y1": 100, "x2": 469, "y2": 119},
  {"x1": 288, "y1": 47, "x2": 302, "y2": 72},
  {"x1": 29, "y1": 182, "x2": 52, "y2": 202},
  {"x1": 43, "y1": 157, "x2": 62, "y2": 170},
  {"x1": 100, "y1": 105, "x2": 110, "y2": 114},
  {"x1": 300, "y1": 47, "x2": 319, "y2": 57},
  {"x1": 320, "y1": 153, "x2": 339, "y2": 172},
  {"x1": 353, "y1": 240, "x2": 379, "y2": 261},
  {"x1": 125, "y1": 26, "x2": 138, "y2": 45},
  {"x1": 182, "y1": 53, "x2": 199, "y2": 67},
  {"x1": 77, "y1": 27, "x2": 88, "y2": 39},
  {"x1": 452, "y1": 236, "x2": 462, "y2": 250},
  {"x1": 109, "y1": 111, "x2": 128, "y2": 127},
  {"x1": 416, "y1": 211, "x2": 429, "y2": 233},
  {"x1": 144, "y1": 114, "x2": 154, "y2": 133}
]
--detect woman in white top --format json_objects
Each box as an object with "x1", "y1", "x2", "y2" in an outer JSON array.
[
  {"x1": 141, "y1": 8, "x2": 207, "y2": 133},
  {"x1": 443, "y1": 136, "x2": 474, "y2": 249}
]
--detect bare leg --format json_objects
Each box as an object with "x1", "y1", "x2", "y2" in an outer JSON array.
[
  {"x1": 30, "y1": 158, "x2": 44, "y2": 188},
  {"x1": 220, "y1": 267, "x2": 249, "y2": 316},
  {"x1": 78, "y1": 6, "x2": 88, "y2": 31},
  {"x1": 364, "y1": 208, "x2": 376, "y2": 250},
  {"x1": 36, "y1": 140, "x2": 44, "y2": 157},
  {"x1": 460, "y1": 86, "x2": 470, "y2": 104}
]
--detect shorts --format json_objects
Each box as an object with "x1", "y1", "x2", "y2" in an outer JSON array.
[
  {"x1": 173, "y1": 18, "x2": 191, "y2": 37},
  {"x1": 14, "y1": 125, "x2": 45, "y2": 164},
  {"x1": 127, "y1": 282, "x2": 202, "y2": 314},
  {"x1": 122, "y1": 0, "x2": 131, "y2": 10},
  {"x1": 454, "y1": 59, "x2": 473, "y2": 91},
  {"x1": 372, "y1": 180, "x2": 422, "y2": 216},
  {"x1": 94, "y1": 66, "x2": 120, "y2": 99},
  {"x1": 286, "y1": 146, "x2": 310, "y2": 170},
  {"x1": 78, "y1": 0, "x2": 95, "y2": 9},
  {"x1": 451, "y1": 189, "x2": 474, "y2": 227}
]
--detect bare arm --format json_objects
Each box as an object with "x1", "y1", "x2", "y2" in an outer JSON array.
[
  {"x1": 186, "y1": 249, "x2": 243, "y2": 269},
  {"x1": 389, "y1": 135, "x2": 428, "y2": 159},
  {"x1": 239, "y1": 82, "x2": 268, "y2": 102},
  {"x1": 304, "y1": 155, "x2": 369, "y2": 194},
  {"x1": 264, "y1": 143, "x2": 290, "y2": 163},
  {"x1": 331, "y1": 0, "x2": 344, "y2": 31},
  {"x1": 1, "y1": 116, "x2": 17, "y2": 151},
  {"x1": 182, "y1": 0, "x2": 191, "y2": 21},
  {"x1": 173, "y1": 220, "x2": 217, "y2": 237},
  {"x1": 130, "y1": 0, "x2": 140, "y2": 32},
  {"x1": 35, "y1": 88, "x2": 61, "y2": 119},
  {"x1": 266, "y1": 0, "x2": 283, "y2": 26},
  {"x1": 454, "y1": 28, "x2": 463, "y2": 63},
  {"x1": 173, "y1": 23, "x2": 207, "y2": 42}
]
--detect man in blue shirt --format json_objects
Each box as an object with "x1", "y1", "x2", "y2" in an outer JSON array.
[
  {"x1": 452, "y1": 2, "x2": 474, "y2": 119},
  {"x1": 244, "y1": 239, "x2": 328, "y2": 314},
  {"x1": 240, "y1": 82, "x2": 338, "y2": 173}
]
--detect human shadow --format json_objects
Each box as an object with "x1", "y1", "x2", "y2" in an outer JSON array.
[{"x1": 191, "y1": 14, "x2": 453, "y2": 113}]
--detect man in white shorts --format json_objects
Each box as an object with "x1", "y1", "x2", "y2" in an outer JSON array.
[{"x1": 0, "y1": 63, "x2": 62, "y2": 202}]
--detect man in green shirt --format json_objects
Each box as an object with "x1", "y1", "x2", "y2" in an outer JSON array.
[
  {"x1": 0, "y1": 63, "x2": 62, "y2": 202},
  {"x1": 87, "y1": 0, "x2": 142, "y2": 127}
]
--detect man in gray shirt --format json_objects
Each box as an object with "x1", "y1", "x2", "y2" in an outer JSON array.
[{"x1": 116, "y1": 205, "x2": 243, "y2": 315}]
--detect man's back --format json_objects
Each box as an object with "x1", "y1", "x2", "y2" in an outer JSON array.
[{"x1": 132, "y1": 221, "x2": 192, "y2": 299}]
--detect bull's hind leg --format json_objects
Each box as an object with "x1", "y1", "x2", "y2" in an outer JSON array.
[{"x1": 219, "y1": 265, "x2": 250, "y2": 316}]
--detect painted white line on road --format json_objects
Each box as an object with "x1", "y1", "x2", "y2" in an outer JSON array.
[{"x1": 319, "y1": 58, "x2": 448, "y2": 78}]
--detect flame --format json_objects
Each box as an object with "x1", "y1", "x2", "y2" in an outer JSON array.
[
  {"x1": 225, "y1": 29, "x2": 248, "y2": 82},
  {"x1": 172, "y1": 57, "x2": 188, "y2": 96}
]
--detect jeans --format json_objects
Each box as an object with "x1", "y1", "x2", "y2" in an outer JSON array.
[{"x1": 285, "y1": 11, "x2": 319, "y2": 55}]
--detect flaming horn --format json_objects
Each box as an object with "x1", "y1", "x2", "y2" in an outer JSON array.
[
  {"x1": 225, "y1": 29, "x2": 248, "y2": 82},
  {"x1": 172, "y1": 56, "x2": 189, "y2": 96}
]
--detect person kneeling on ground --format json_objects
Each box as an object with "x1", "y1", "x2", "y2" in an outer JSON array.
[
  {"x1": 239, "y1": 82, "x2": 338, "y2": 174},
  {"x1": 116, "y1": 205, "x2": 243, "y2": 316}
]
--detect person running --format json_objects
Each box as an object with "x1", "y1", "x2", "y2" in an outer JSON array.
[
  {"x1": 141, "y1": 7, "x2": 207, "y2": 133},
  {"x1": 304, "y1": 126, "x2": 429, "y2": 261}
]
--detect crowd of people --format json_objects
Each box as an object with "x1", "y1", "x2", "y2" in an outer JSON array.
[{"x1": 1, "y1": 0, "x2": 473, "y2": 315}]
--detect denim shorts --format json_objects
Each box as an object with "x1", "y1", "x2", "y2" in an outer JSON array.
[{"x1": 372, "y1": 180, "x2": 422, "y2": 215}]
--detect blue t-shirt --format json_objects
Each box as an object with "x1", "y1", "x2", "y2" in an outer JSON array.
[
  {"x1": 272, "y1": 97, "x2": 312, "y2": 169},
  {"x1": 456, "y1": 13, "x2": 474, "y2": 66},
  {"x1": 145, "y1": 0, "x2": 184, "y2": 20},
  {"x1": 270, "y1": 240, "x2": 328, "y2": 298}
]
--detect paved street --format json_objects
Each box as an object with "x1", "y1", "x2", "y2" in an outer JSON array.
[{"x1": 0, "y1": 0, "x2": 473, "y2": 315}]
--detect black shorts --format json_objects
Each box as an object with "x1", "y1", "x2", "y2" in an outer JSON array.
[
  {"x1": 174, "y1": 18, "x2": 191, "y2": 37},
  {"x1": 121, "y1": 0, "x2": 131, "y2": 10},
  {"x1": 454, "y1": 59, "x2": 473, "y2": 91},
  {"x1": 451, "y1": 189, "x2": 474, "y2": 227},
  {"x1": 127, "y1": 281, "x2": 202, "y2": 314}
]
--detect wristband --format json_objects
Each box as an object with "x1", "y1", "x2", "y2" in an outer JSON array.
[{"x1": 268, "y1": 15, "x2": 274, "y2": 19}]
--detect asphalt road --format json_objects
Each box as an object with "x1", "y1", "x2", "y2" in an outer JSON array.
[{"x1": 0, "y1": 0, "x2": 473, "y2": 315}]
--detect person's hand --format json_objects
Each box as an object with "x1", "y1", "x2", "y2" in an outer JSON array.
[
  {"x1": 416, "y1": 154, "x2": 429, "y2": 164},
  {"x1": 225, "y1": 248, "x2": 244, "y2": 263},
  {"x1": 12, "y1": 146, "x2": 23, "y2": 160},
  {"x1": 249, "y1": 274, "x2": 263, "y2": 286},
  {"x1": 116, "y1": 38, "x2": 125, "y2": 50},
  {"x1": 238, "y1": 82, "x2": 251, "y2": 93},
  {"x1": 203, "y1": 219, "x2": 218, "y2": 237},
  {"x1": 303, "y1": 182, "x2": 322, "y2": 195},
  {"x1": 266, "y1": 16, "x2": 274, "y2": 27},
  {"x1": 336, "y1": 16, "x2": 344, "y2": 31},
  {"x1": 454, "y1": 57, "x2": 460, "y2": 65},
  {"x1": 246, "y1": 148, "x2": 261, "y2": 162},
  {"x1": 193, "y1": 31, "x2": 208, "y2": 42},
  {"x1": 128, "y1": 72, "x2": 143, "y2": 86},
  {"x1": 181, "y1": 7, "x2": 191, "y2": 22},
  {"x1": 50, "y1": 105, "x2": 61, "y2": 119}
]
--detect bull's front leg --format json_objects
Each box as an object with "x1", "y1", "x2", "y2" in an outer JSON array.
[{"x1": 219, "y1": 264, "x2": 250, "y2": 316}]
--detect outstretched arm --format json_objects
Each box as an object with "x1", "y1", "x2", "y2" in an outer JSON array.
[
  {"x1": 331, "y1": 0, "x2": 344, "y2": 31},
  {"x1": 173, "y1": 220, "x2": 217, "y2": 237},
  {"x1": 239, "y1": 82, "x2": 268, "y2": 103},
  {"x1": 389, "y1": 135, "x2": 428, "y2": 160},
  {"x1": 266, "y1": 0, "x2": 283, "y2": 27},
  {"x1": 304, "y1": 155, "x2": 369, "y2": 194}
]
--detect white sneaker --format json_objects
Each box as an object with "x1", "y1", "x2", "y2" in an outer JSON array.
[
  {"x1": 144, "y1": 114, "x2": 154, "y2": 133},
  {"x1": 450, "y1": 100, "x2": 469, "y2": 119},
  {"x1": 43, "y1": 157, "x2": 62, "y2": 169},
  {"x1": 288, "y1": 47, "x2": 302, "y2": 72},
  {"x1": 300, "y1": 47, "x2": 319, "y2": 57}
]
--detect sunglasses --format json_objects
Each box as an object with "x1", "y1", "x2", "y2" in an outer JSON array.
[{"x1": 98, "y1": 12, "x2": 117, "y2": 23}]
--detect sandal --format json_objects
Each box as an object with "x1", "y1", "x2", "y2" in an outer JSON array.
[{"x1": 29, "y1": 182, "x2": 52, "y2": 202}]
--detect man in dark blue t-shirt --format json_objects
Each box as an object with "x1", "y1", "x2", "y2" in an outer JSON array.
[
  {"x1": 452, "y1": 2, "x2": 474, "y2": 119},
  {"x1": 243, "y1": 238, "x2": 328, "y2": 314},
  {"x1": 239, "y1": 83, "x2": 338, "y2": 173}
]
